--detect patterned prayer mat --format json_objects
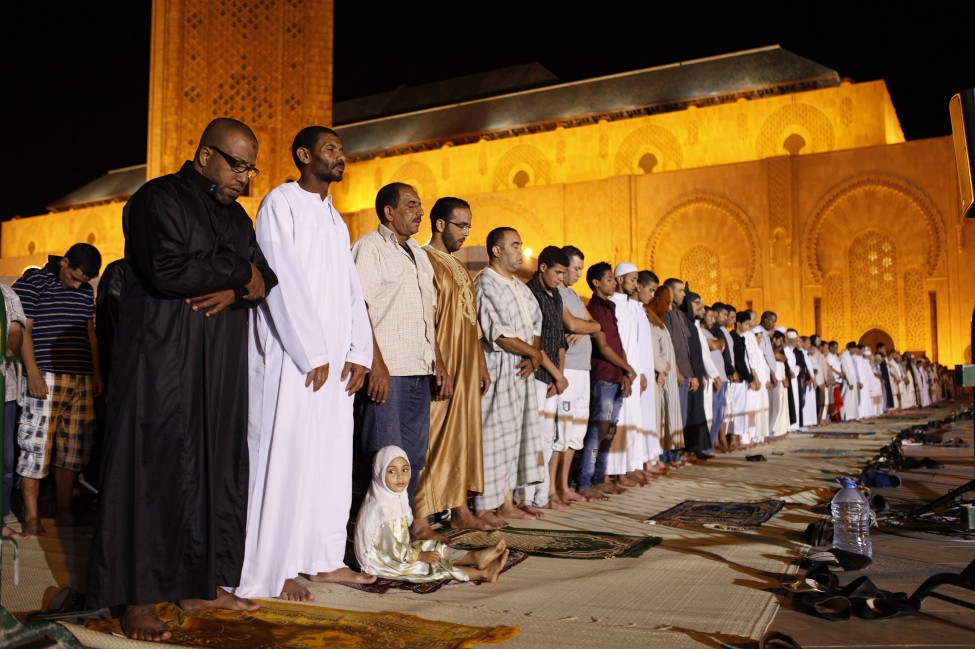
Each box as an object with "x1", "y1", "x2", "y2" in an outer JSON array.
[
  {"x1": 83, "y1": 601, "x2": 519, "y2": 648},
  {"x1": 345, "y1": 549, "x2": 528, "y2": 594},
  {"x1": 797, "y1": 429, "x2": 876, "y2": 436},
  {"x1": 443, "y1": 527, "x2": 661, "y2": 560},
  {"x1": 791, "y1": 448, "x2": 854, "y2": 456},
  {"x1": 646, "y1": 499, "x2": 786, "y2": 531}
]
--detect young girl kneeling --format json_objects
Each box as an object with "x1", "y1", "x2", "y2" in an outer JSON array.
[{"x1": 355, "y1": 446, "x2": 508, "y2": 583}]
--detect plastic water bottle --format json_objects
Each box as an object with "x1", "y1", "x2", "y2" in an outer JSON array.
[{"x1": 830, "y1": 476, "x2": 873, "y2": 558}]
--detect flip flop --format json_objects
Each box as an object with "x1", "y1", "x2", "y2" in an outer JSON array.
[
  {"x1": 803, "y1": 518, "x2": 833, "y2": 546},
  {"x1": 746, "y1": 454, "x2": 767, "y2": 462},
  {"x1": 828, "y1": 548, "x2": 873, "y2": 571},
  {"x1": 854, "y1": 595, "x2": 918, "y2": 619},
  {"x1": 792, "y1": 591, "x2": 852, "y2": 621}
]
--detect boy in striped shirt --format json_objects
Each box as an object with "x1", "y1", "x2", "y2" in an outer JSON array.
[{"x1": 13, "y1": 243, "x2": 102, "y2": 536}]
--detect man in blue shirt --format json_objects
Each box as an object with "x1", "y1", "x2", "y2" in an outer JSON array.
[{"x1": 13, "y1": 243, "x2": 102, "y2": 537}]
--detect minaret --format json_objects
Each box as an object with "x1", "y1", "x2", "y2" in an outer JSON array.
[{"x1": 146, "y1": 0, "x2": 333, "y2": 200}]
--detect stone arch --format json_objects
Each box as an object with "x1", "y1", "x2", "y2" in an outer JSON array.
[
  {"x1": 804, "y1": 174, "x2": 946, "y2": 284},
  {"x1": 467, "y1": 195, "x2": 555, "y2": 257},
  {"x1": 757, "y1": 106, "x2": 832, "y2": 158},
  {"x1": 492, "y1": 144, "x2": 551, "y2": 191},
  {"x1": 849, "y1": 230, "x2": 898, "y2": 339},
  {"x1": 615, "y1": 124, "x2": 683, "y2": 175},
  {"x1": 679, "y1": 244, "x2": 721, "y2": 305},
  {"x1": 903, "y1": 267, "x2": 927, "y2": 351},
  {"x1": 858, "y1": 328, "x2": 895, "y2": 353},
  {"x1": 823, "y1": 271, "x2": 846, "y2": 342},
  {"x1": 389, "y1": 161, "x2": 438, "y2": 203},
  {"x1": 756, "y1": 103, "x2": 835, "y2": 158},
  {"x1": 644, "y1": 193, "x2": 760, "y2": 286}
]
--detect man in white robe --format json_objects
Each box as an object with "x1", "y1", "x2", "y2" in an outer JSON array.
[
  {"x1": 239, "y1": 127, "x2": 374, "y2": 600},
  {"x1": 606, "y1": 263, "x2": 646, "y2": 485},
  {"x1": 745, "y1": 321, "x2": 771, "y2": 441},
  {"x1": 634, "y1": 271, "x2": 662, "y2": 472},
  {"x1": 753, "y1": 312, "x2": 779, "y2": 433},
  {"x1": 839, "y1": 344, "x2": 861, "y2": 421}
]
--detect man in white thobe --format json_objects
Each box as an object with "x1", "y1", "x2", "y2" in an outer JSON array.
[
  {"x1": 606, "y1": 263, "x2": 646, "y2": 485},
  {"x1": 239, "y1": 127, "x2": 374, "y2": 601},
  {"x1": 839, "y1": 344, "x2": 861, "y2": 421}
]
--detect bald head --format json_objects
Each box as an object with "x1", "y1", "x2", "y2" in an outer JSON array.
[
  {"x1": 197, "y1": 118, "x2": 257, "y2": 156},
  {"x1": 193, "y1": 118, "x2": 259, "y2": 204}
]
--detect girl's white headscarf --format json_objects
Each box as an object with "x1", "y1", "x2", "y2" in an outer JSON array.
[{"x1": 354, "y1": 445, "x2": 413, "y2": 570}]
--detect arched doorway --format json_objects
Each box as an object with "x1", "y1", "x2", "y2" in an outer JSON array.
[{"x1": 858, "y1": 328, "x2": 894, "y2": 353}]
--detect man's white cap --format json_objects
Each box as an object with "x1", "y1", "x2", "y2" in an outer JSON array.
[
  {"x1": 775, "y1": 326, "x2": 786, "y2": 333},
  {"x1": 785, "y1": 330, "x2": 799, "y2": 340},
  {"x1": 614, "y1": 262, "x2": 638, "y2": 277}
]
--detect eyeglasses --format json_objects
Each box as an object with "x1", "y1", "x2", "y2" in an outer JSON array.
[
  {"x1": 208, "y1": 145, "x2": 260, "y2": 178},
  {"x1": 446, "y1": 221, "x2": 471, "y2": 232}
]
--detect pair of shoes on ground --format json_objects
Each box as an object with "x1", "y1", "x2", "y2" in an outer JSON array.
[
  {"x1": 860, "y1": 468, "x2": 902, "y2": 488},
  {"x1": 899, "y1": 456, "x2": 944, "y2": 470},
  {"x1": 745, "y1": 454, "x2": 767, "y2": 462},
  {"x1": 786, "y1": 569, "x2": 917, "y2": 621}
]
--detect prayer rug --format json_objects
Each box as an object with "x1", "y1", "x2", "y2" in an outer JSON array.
[
  {"x1": 797, "y1": 429, "x2": 875, "y2": 436},
  {"x1": 82, "y1": 601, "x2": 519, "y2": 648},
  {"x1": 443, "y1": 527, "x2": 661, "y2": 559},
  {"x1": 646, "y1": 499, "x2": 786, "y2": 531},
  {"x1": 791, "y1": 448, "x2": 854, "y2": 456},
  {"x1": 345, "y1": 549, "x2": 529, "y2": 594}
]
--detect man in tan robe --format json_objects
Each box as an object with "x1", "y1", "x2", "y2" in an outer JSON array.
[{"x1": 419, "y1": 197, "x2": 497, "y2": 531}]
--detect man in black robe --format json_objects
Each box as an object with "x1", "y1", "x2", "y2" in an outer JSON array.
[{"x1": 86, "y1": 118, "x2": 278, "y2": 642}]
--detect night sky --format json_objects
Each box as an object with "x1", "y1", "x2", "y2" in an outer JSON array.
[{"x1": 4, "y1": 2, "x2": 973, "y2": 220}]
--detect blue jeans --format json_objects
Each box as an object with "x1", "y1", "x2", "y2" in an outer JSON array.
[
  {"x1": 3, "y1": 400, "x2": 16, "y2": 518},
  {"x1": 708, "y1": 381, "x2": 728, "y2": 452},
  {"x1": 578, "y1": 380, "x2": 622, "y2": 490},
  {"x1": 359, "y1": 375, "x2": 431, "y2": 510}
]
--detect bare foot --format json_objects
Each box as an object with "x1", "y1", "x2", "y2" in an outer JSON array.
[
  {"x1": 278, "y1": 578, "x2": 315, "y2": 602},
  {"x1": 476, "y1": 540, "x2": 508, "y2": 570},
  {"x1": 519, "y1": 504, "x2": 545, "y2": 518},
  {"x1": 483, "y1": 550, "x2": 509, "y2": 583},
  {"x1": 621, "y1": 472, "x2": 647, "y2": 486},
  {"x1": 306, "y1": 566, "x2": 377, "y2": 585},
  {"x1": 545, "y1": 495, "x2": 571, "y2": 510},
  {"x1": 578, "y1": 487, "x2": 609, "y2": 501},
  {"x1": 411, "y1": 525, "x2": 450, "y2": 543},
  {"x1": 121, "y1": 604, "x2": 172, "y2": 642},
  {"x1": 475, "y1": 510, "x2": 510, "y2": 529},
  {"x1": 179, "y1": 588, "x2": 260, "y2": 612},
  {"x1": 21, "y1": 518, "x2": 45, "y2": 537},
  {"x1": 597, "y1": 481, "x2": 628, "y2": 495},
  {"x1": 497, "y1": 503, "x2": 540, "y2": 520},
  {"x1": 1, "y1": 526, "x2": 28, "y2": 540},
  {"x1": 450, "y1": 506, "x2": 501, "y2": 530},
  {"x1": 558, "y1": 489, "x2": 590, "y2": 504}
]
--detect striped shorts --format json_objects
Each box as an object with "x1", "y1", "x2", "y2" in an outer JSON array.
[{"x1": 17, "y1": 372, "x2": 94, "y2": 479}]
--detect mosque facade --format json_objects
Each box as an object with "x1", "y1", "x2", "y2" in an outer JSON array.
[{"x1": 1, "y1": 0, "x2": 970, "y2": 365}]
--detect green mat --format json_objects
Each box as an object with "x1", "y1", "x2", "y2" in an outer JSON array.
[
  {"x1": 443, "y1": 527, "x2": 661, "y2": 560},
  {"x1": 646, "y1": 499, "x2": 786, "y2": 530}
]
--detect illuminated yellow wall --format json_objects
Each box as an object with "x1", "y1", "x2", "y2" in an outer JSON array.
[
  {"x1": 147, "y1": 0, "x2": 333, "y2": 188},
  {"x1": 5, "y1": 75, "x2": 971, "y2": 365},
  {"x1": 332, "y1": 80, "x2": 903, "y2": 217}
]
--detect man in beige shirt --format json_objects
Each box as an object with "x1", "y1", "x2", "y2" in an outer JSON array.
[{"x1": 352, "y1": 182, "x2": 448, "y2": 539}]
